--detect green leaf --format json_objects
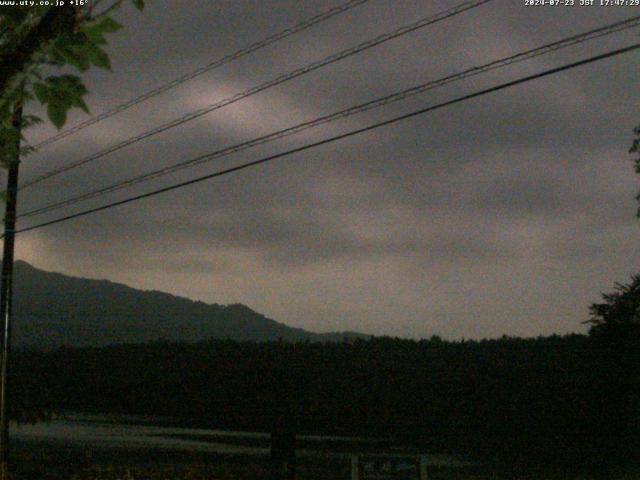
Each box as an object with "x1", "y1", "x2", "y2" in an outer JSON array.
[
  {"x1": 70, "y1": 96, "x2": 89, "y2": 114},
  {"x1": 94, "y1": 17, "x2": 123, "y2": 34},
  {"x1": 132, "y1": 0, "x2": 145, "y2": 10},
  {"x1": 81, "y1": 25, "x2": 107, "y2": 45},
  {"x1": 59, "y1": 47, "x2": 91, "y2": 72},
  {"x1": 33, "y1": 83, "x2": 49, "y2": 104},
  {"x1": 0, "y1": 102, "x2": 11, "y2": 125},
  {"x1": 46, "y1": 75, "x2": 86, "y2": 98},
  {"x1": 87, "y1": 45, "x2": 111, "y2": 70},
  {"x1": 57, "y1": 74, "x2": 83, "y2": 88},
  {"x1": 47, "y1": 99, "x2": 67, "y2": 129}
]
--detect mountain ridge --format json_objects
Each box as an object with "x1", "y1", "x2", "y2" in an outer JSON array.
[{"x1": 11, "y1": 260, "x2": 370, "y2": 349}]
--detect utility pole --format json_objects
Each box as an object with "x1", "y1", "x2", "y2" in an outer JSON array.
[{"x1": 0, "y1": 97, "x2": 23, "y2": 480}]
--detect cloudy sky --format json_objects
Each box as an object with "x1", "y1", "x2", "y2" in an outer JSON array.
[{"x1": 10, "y1": 0, "x2": 640, "y2": 339}]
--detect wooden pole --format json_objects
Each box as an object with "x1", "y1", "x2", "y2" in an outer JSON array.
[{"x1": 0, "y1": 98, "x2": 23, "y2": 480}]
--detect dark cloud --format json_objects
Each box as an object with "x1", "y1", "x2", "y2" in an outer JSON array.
[{"x1": 10, "y1": 0, "x2": 640, "y2": 339}]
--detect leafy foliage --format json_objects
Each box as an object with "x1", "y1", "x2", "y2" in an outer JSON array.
[
  {"x1": 34, "y1": 75, "x2": 89, "y2": 128},
  {"x1": 0, "y1": 1, "x2": 143, "y2": 167},
  {"x1": 586, "y1": 274, "x2": 640, "y2": 338}
]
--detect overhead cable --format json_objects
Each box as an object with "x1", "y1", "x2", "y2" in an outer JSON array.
[
  {"x1": 30, "y1": 0, "x2": 372, "y2": 150},
  {"x1": 14, "y1": 43, "x2": 640, "y2": 235},
  {"x1": 19, "y1": 15, "x2": 640, "y2": 219},
  {"x1": 20, "y1": 0, "x2": 494, "y2": 190}
]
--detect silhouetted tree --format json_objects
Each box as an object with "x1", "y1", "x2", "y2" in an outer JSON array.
[
  {"x1": 583, "y1": 276, "x2": 640, "y2": 475},
  {"x1": 586, "y1": 275, "x2": 640, "y2": 340},
  {"x1": 12, "y1": 334, "x2": 608, "y2": 475}
]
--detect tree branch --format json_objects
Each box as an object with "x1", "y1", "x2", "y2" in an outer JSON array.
[{"x1": 0, "y1": 6, "x2": 77, "y2": 96}]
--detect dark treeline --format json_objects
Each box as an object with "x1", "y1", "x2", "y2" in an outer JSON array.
[{"x1": 9, "y1": 332, "x2": 640, "y2": 476}]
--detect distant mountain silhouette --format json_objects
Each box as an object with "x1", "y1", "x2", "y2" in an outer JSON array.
[{"x1": 11, "y1": 261, "x2": 369, "y2": 349}]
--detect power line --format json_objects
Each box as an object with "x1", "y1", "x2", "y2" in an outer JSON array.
[
  {"x1": 30, "y1": 0, "x2": 371, "y2": 150},
  {"x1": 13, "y1": 43, "x2": 640, "y2": 236},
  {"x1": 20, "y1": 0, "x2": 494, "y2": 190},
  {"x1": 18, "y1": 15, "x2": 640, "y2": 219},
  {"x1": 22, "y1": 0, "x2": 491, "y2": 188}
]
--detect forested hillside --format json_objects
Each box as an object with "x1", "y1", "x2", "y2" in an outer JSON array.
[{"x1": 12, "y1": 334, "x2": 640, "y2": 476}]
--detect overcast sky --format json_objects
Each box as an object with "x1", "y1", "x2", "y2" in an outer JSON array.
[{"x1": 10, "y1": 0, "x2": 640, "y2": 339}]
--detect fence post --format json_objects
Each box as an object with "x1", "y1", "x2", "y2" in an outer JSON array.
[
  {"x1": 419, "y1": 455, "x2": 428, "y2": 480},
  {"x1": 351, "y1": 454, "x2": 359, "y2": 480}
]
